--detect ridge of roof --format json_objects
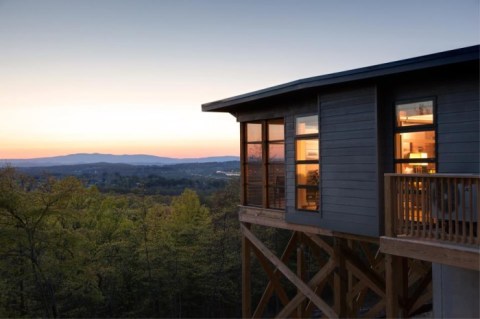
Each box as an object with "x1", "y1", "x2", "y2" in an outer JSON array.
[{"x1": 202, "y1": 45, "x2": 479, "y2": 112}]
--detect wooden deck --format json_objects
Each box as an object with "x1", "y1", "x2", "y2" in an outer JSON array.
[
  {"x1": 239, "y1": 206, "x2": 333, "y2": 237},
  {"x1": 381, "y1": 174, "x2": 479, "y2": 271},
  {"x1": 239, "y1": 205, "x2": 433, "y2": 318}
]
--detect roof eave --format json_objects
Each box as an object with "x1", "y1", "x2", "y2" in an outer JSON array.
[{"x1": 202, "y1": 45, "x2": 479, "y2": 113}]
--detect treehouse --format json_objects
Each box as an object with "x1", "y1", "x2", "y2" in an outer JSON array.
[{"x1": 202, "y1": 45, "x2": 479, "y2": 318}]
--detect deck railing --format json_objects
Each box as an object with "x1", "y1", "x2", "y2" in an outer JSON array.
[{"x1": 384, "y1": 174, "x2": 479, "y2": 245}]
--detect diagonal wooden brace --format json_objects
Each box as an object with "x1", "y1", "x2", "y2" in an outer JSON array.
[{"x1": 240, "y1": 224, "x2": 338, "y2": 319}]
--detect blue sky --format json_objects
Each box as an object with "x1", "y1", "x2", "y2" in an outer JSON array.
[{"x1": 0, "y1": 0, "x2": 478, "y2": 158}]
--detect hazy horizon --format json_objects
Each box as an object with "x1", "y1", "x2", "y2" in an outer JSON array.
[
  {"x1": 0, "y1": 0, "x2": 478, "y2": 158},
  {"x1": 0, "y1": 152, "x2": 240, "y2": 160}
]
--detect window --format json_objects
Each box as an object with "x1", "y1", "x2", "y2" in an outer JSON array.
[
  {"x1": 394, "y1": 99, "x2": 436, "y2": 173},
  {"x1": 295, "y1": 115, "x2": 319, "y2": 211},
  {"x1": 243, "y1": 119, "x2": 285, "y2": 209}
]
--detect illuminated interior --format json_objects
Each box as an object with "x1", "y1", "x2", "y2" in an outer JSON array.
[
  {"x1": 395, "y1": 100, "x2": 436, "y2": 174},
  {"x1": 295, "y1": 115, "x2": 319, "y2": 211}
]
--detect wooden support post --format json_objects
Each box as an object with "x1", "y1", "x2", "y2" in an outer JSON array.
[
  {"x1": 334, "y1": 238, "x2": 347, "y2": 318},
  {"x1": 242, "y1": 222, "x2": 251, "y2": 319},
  {"x1": 384, "y1": 174, "x2": 396, "y2": 237},
  {"x1": 385, "y1": 254, "x2": 405, "y2": 318}
]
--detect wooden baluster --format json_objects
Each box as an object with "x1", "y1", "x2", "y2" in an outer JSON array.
[
  {"x1": 421, "y1": 176, "x2": 426, "y2": 239},
  {"x1": 470, "y1": 177, "x2": 480, "y2": 245},
  {"x1": 395, "y1": 176, "x2": 401, "y2": 235},
  {"x1": 406, "y1": 177, "x2": 413, "y2": 236},
  {"x1": 398, "y1": 176, "x2": 404, "y2": 234},
  {"x1": 441, "y1": 179, "x2": 445, "y2": 241},
  {"x1": 433, "y1": 177, "x2": 437, "y2": 239},
  {"x1": 415, "y1": 176, "x2": 419, "y2": 237},
  {"x1": 461, "y1": 179, "x2": 466, "y2": 244},
  {"x1": 406, "y1": 176, "x2": 412, "y2": 236},
  {"x1": 393, "y1": 176, "x2": 398, "y2": 236},
  {"x1": 427, "y1": 177, "x2": 432, "y2": 239},
  {"x1": 453, "y1": 177, "x2": 460, "y2": 241},
  {"x1": 448, "y1": 178, "x2": 453, "y2": 242}
]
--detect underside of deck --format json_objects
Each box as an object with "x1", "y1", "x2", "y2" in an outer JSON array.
[
  {"x1": 380, "y1": 236, "x2": 479, "y2": 271},
  {"x1": 239, "y1": 206, "x2": 433, "y2": 318}
]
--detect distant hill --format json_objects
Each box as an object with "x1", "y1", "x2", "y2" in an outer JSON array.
[
  {"x1": 0, "y1": 153, "x2": 240, "y2": 167},
  {"x1": 16, "y1": 161, "x2": 240, "y2": 196}
]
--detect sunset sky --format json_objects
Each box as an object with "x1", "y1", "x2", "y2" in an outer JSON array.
[{"x1": 0, "y1": 0, "x2": 478, "y2": 159}]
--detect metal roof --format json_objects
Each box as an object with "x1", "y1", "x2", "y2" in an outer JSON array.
[{"x1": 202, "y1": 45, "x2": 479, "y2": 112}]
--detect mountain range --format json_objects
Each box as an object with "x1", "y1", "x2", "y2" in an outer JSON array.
[{"x1": 0, "y1": 153, "x2": 240, "y2": 167}]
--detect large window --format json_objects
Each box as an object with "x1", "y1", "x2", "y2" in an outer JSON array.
[
  {"x1": 295, "y1": 115, "x2": 319, "y2": 211},
  {"x1": 395, "y1": 99, "x2": 436, "y2": 173},
  {"x1": 243, "y1": 119, "x2": 285, "y2": 209}
]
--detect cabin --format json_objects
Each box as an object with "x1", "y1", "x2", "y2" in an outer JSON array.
[{"x1": 202, "y1": 45, "x2": 479, "y2": 318}]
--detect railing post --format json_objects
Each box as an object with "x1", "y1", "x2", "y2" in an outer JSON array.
[{"x1": 384, "y1": 175, "x2": 396, "y2": 237}]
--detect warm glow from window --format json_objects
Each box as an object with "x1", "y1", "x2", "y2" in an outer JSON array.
[
  {"x1": 395, "y1": 100, "x2": 436, "y2": 174},
  {"x1": 295, "y1": 115, "x2": 319, "y2": 211}
]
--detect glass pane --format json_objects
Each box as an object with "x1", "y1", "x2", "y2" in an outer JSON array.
[
  {"x1": 396, "y1": 100, "x2": 433, "y2": 127},
  {"x1": 246, "y1": 144, "x2": 262, "y2": 162},
  {"x1": 297, "y1": 188, "x2": 319, "y2": 211},
  {"x1": 246, "y1": 123, "x2": 262, "y2": 142},
  {"x1": 268, "y1": 119, "x2": 284, "y2": 141},
  {"x1": 268, "y1": 164, "x2": 285, "y2": 185},
  {"x1": 395, "y1": 131, "x2": 435, "y2": 159},
  {"x1": 268, "y1": 186, "x2": 285, "y2": 209},
  {"x1": 246, "y1": 184, "x2": 262, "y2": 206},
  {"x1": 296, "y1": 139, "x2": 319, "y2": 161},
  {"x1": 297, "y1": 164, "x2": 319, "y2": 185},
  {"x1": 268, "y1": 142, "x2": 284, "y2": 162},
  {"x1": 246, "y1": 164, "x2": 262, "y2": 184},
  {"x1": 296, "y1": 115, "x2": 318, "y2": 135},
  {"x1": 396, "y1": 163, "x2": 436, "y2": 174}
]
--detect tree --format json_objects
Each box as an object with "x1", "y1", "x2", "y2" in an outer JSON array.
[{"x1": 0, "y1": 167, "x2": 83, "y2": 317}]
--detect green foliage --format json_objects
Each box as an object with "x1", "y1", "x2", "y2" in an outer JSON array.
[{"x1": 0, "y1": 168, "x2": 243, "y2": 318}]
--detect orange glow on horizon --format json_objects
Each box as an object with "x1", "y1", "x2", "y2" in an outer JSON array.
[{"x1": 0, "y1": 139, "x2": 239, "y2": 159}]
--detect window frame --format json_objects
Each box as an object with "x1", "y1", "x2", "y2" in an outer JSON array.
[
  {"x1": 295, "y1": 114, "x2": 320, "y2": 212},
  {"x1": 394, "y1": 97, "x2": 437, "y2": 173},
  {"x1": 241, "y1": 119, "x2": 285, "y2": 210}
]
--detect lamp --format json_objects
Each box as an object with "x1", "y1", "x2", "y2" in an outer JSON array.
[{"x1": 409, "y1": 152, "x2": 428, "y2": 173}]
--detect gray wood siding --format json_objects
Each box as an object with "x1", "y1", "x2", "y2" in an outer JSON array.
[
  {"x1": 437, "y1": 86, "x2": 479, "y2": 173},
  {"x1": 319, "y1": 86, "x2": 378, "y2": 236},
  {"x1": 386, "y1": 67, "x2": 479, "y2": 174}
]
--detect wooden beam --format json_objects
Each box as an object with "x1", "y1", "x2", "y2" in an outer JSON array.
[
  {"x1": 409, "y1": 283, "x2": 432, "y2": 316},
  {"x1": 297, "y1": 238, "x2": 305, "y2": 318},
  {"x1": 342, "y1": 245, "x2": 386, "y2": 298},
  {"x1": 363, "y1": 299, "x2": 386, "y2": 318},
  {"x1": 405, "y1": 268, "x2": 432, "y2": 316},
  {"x1": 304, "y1": 233, "x2": 334, "y2": 257},
  {"x1": 380, "y1": 236, "x2": 480, "y2": 271},
  {"x1": 275, "y1": 259, "x2": 336, "y2": 319},
  {"x1": 252, "y1": 232, "x2": 298, "y2": 318},
  {"x1": 334, "y1": 238, "x2": 348, "y2": 317},
  {"x1": 250, "y1": 244, "x2": 290, "y2": 308},
  {"x1": 332, "y1": 231, "x2": 379, "y2": 244},
  {"x1": 242, "y1": 222, "x2": 251, "y2": 318},
  {"x1": 240, "y1": 224, "x2": 338, "y2": 319},
  {"x1": 239, "y1": 210, "x2": 333, "y2": 236}
]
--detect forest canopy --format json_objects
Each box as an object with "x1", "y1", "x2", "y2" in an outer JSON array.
[{"x1": 0, "y1": 167, "x2": 245, "y2": 318}]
